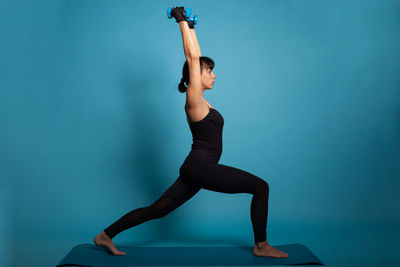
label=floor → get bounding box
[3,221,399,266]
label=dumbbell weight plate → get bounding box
[167,7,172,18]
[185,8,192,19]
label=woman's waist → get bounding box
[187,148,221,162]
[191,141,222,152]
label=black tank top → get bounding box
[188,107,224,161]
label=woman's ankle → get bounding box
[255,240,268,249]
[102,231,112,239]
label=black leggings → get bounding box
[104,149,269,243]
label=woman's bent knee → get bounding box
[254,180,269,194]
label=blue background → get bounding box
[1,0,399,266]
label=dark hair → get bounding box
[178,56,215,93]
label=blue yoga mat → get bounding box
[56,243,324,266]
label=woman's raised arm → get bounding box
[179,21,200,60]
[179,21,202,109]
[190,28,201,57]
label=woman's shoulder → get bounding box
[184,100,215,124]
[185,99,214,110]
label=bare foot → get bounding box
[253,240,289,258]
[94,231,126,256]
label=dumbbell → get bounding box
[167,7,198,25]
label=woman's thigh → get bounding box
[144,176,201,218]
[158,175,201,204]
[197,163,268,194]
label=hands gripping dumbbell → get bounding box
[167,7,198,29]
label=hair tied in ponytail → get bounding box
[181,77,187,86]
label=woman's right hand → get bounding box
[171,7,187,23]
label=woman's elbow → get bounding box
[186,55,200,62]
[187,53,200,61]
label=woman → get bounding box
[94,7,289,258]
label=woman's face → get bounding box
[201,67,216,89]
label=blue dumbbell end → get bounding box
[167,7,172,19]
[185,7,192,19]
[187,14,198,25]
